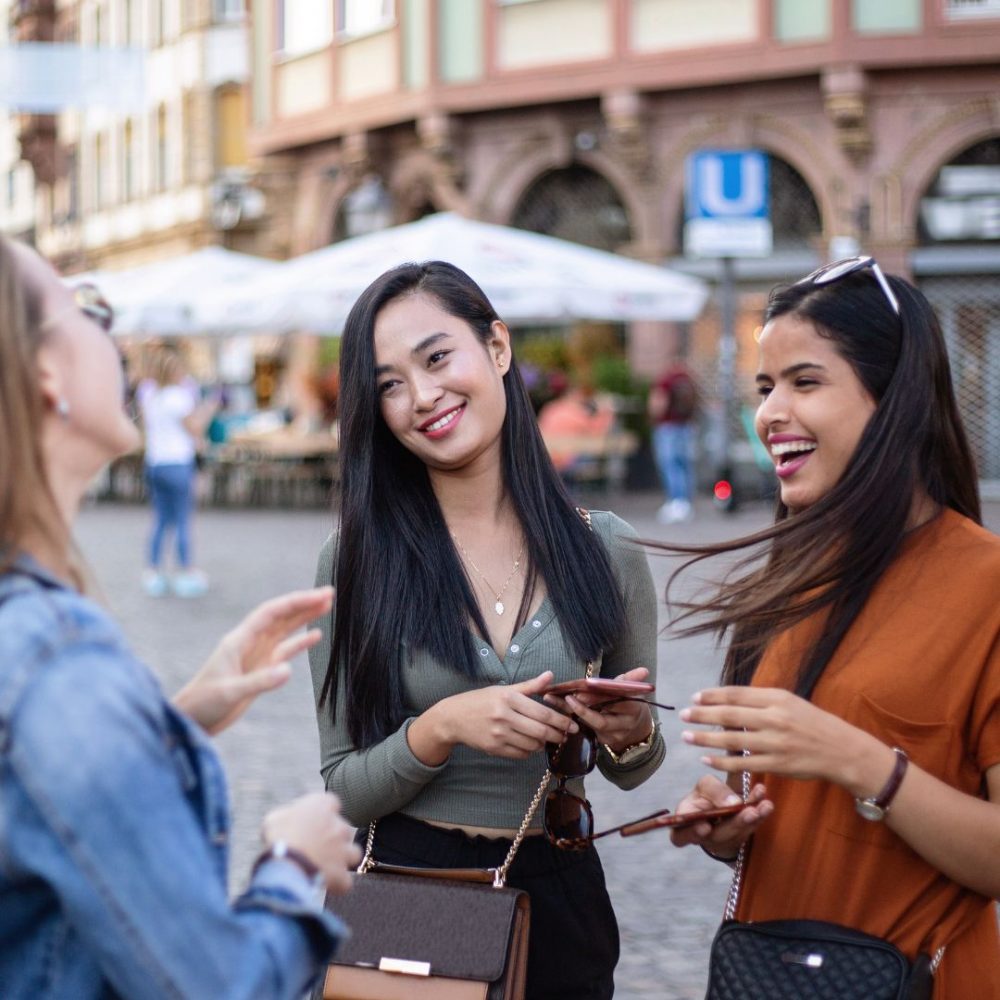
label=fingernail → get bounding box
[725,794,742,806]
[692,691,703,704]
[679,708,692,721]
[682,730,695,744]
[700,755,713,766]
[569,722,579,734]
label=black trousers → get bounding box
[364,813,619,1000]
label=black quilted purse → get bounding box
[707,918,934,1000]
[705,771,943,1000]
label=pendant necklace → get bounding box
[451,533,525,616]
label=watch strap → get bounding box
[252,840,324,887]
[856,746,908,820]
[602,719,659,764]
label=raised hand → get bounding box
[173,586,334,736]
[679,685,880,789]
[261,792,361,894]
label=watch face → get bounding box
[855,799,886,822]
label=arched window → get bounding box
[511,165,632,251]
[332,175,393,242]
[919,137,1000,245]
[769,156,822,250]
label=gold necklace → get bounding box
[451,533,525,616]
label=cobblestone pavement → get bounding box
[76,494,1000,1000]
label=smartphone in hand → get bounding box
[544,677,654,698]
[619,803,745,838]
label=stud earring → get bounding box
[56,398,71,419]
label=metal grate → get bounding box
[921,276,1000,484]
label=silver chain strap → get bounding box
[721,761,945,972]
[358,657,596,888]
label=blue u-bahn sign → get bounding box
[684,150,773,258]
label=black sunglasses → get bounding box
[543,697,678,851]
[795,255,900,316]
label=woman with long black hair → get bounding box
[309,261,662,999]
[667,258,1000,997]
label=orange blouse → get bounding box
[735,510,1000,1000]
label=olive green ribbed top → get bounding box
[308,510,663,830]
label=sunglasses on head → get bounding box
[795,255,900,316]
[40,283,115,335]
[543,696,678,851]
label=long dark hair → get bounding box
[321,261,626,746]
[664,268,979,697]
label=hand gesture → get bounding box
[425,671,579,761]
[262,792,361,895]
[545,667,655,754]
[680,686,879,789]
[669,774,773,859]
[173,586,333,736]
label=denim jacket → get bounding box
[0,557,346,999]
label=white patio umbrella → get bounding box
[197,213,708,334]
[63,246,281,336]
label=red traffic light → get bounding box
[713,480,733,502]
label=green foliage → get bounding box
[517,334,569,372]
[317,337,341,369]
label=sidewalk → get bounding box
[76,495,999,1000]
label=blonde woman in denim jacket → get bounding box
[0,235,360,999]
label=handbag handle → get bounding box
[722,760,945,973]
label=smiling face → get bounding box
[373,291,510,473]
[755,313,877,513]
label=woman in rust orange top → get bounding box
[668,257,1000,998]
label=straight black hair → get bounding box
[662,267,980,697]
[321,261,627,746]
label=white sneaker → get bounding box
[142,570,168,597]
[171,570,209,598]
[657,499,693,524]
[669,499,693,522]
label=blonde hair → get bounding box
[0,236,78,582]
[148,345,186,387]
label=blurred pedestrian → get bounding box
[137,346,216,597]
[648,356,698,523]
[537,378,615,490]
[310,261,663,1000]
[665,258,1000,997]
[0,235,360,999]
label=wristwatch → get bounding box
[855,746,908,822]
[602,720,659,766]
[252,840,325,890]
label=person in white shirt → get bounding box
[137,348,216,597]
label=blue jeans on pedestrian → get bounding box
[146,461,195,568]
[653,422,695,502]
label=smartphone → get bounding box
[544,677,654,698]
[619,803,745,838]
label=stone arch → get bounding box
[508,162,633,252]
[482,142,651,251]
[386,147,470,222]
[894,102,1000,243]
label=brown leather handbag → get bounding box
[316,769,551,1000]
